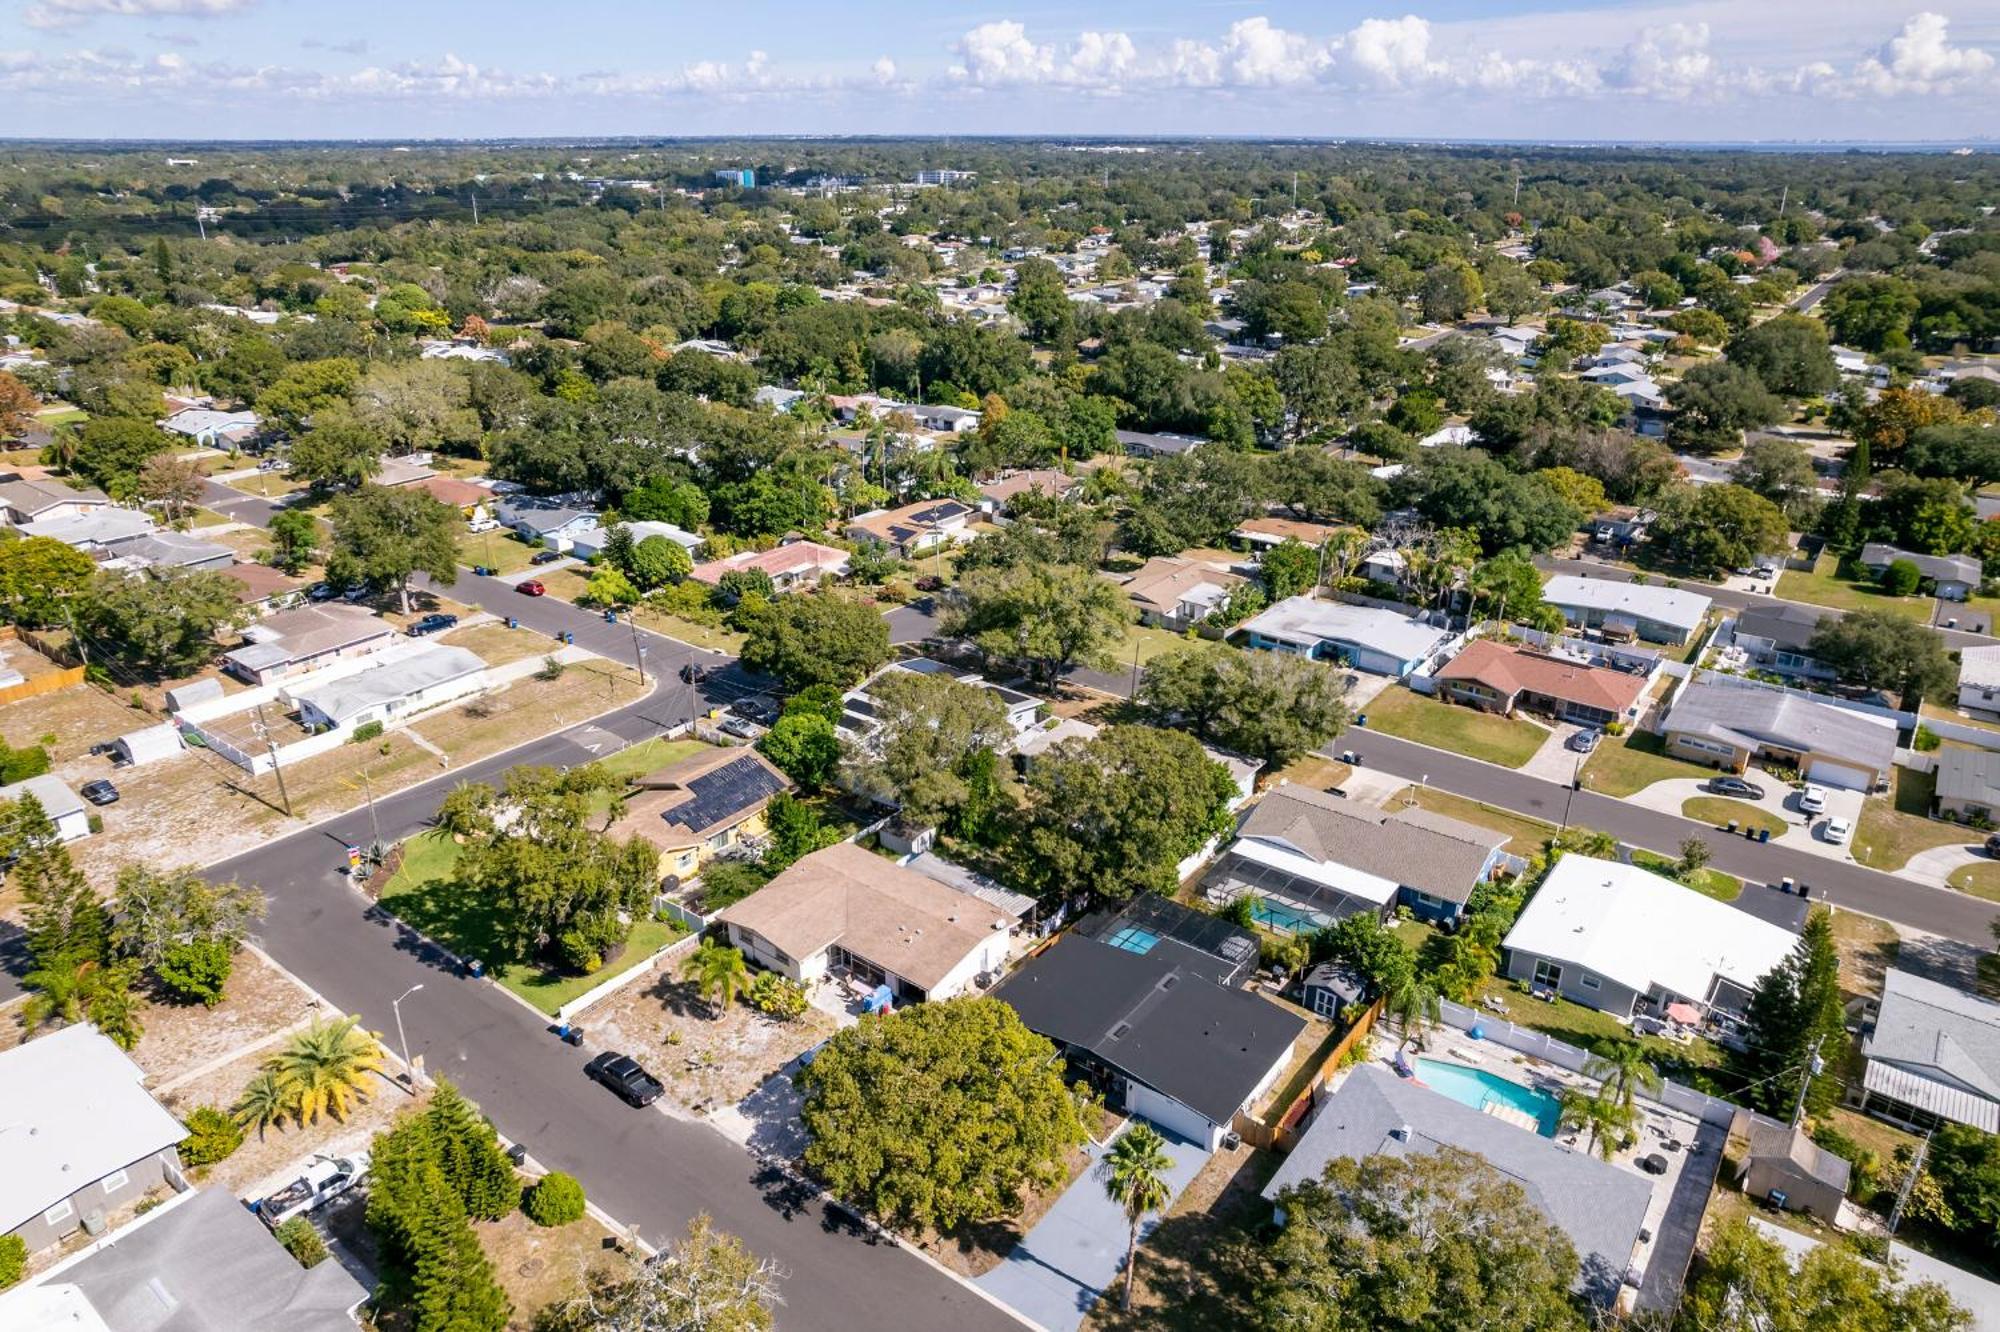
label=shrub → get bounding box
[747,970,808,1020]
[537,655,566,681]
[1882,559,1922,597]
[179,1105,244,1166]
[1913,725,1941,752]
[0,740,50,784]
[273,1215,329,1268]
[522,1171,587,1227]
[1603,720,1627,736]
[0,1234,24,1290]
[155,937,234,1006]
[349,720,385,744]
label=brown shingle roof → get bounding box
[716,842,1016,992]
[1235,785,1504,905]
[1435,639,1648,717]
[1122,556,1244,615]
[217,562,308,604]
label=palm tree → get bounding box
[19,957,96,1031]
[233,1069,293,1137]
[1559,1087,1636,1161]
[264,1016,384,1124]
[1584,1039,1664,1113]
[1099,1124,1174,1312]
[1384,971,1441,1055]
[680,941,750,1018]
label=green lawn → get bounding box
[1681,797,1786,838]
[1948,859,2000,902]
[1359,689,1548,768]
[458,528,547,576]
[1396,785,1554,858]
[1632,849,1743,902]
[1120,620,1202,666]
[1582,729,1714,797]
[1854,767,1975,871]
[589,735,713,784]
[1471,976,1728,1086]
[630,603,746,653]
[377,831,683,1014]
[1770,554,2000,624]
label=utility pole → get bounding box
[359,763,383,860]
[1128,636,1142,699]
[630,619,646,685]
[1888,1128,1934,1233]
[470,191,479,225]
[254,703,292,818]
[1778,183,1788,217]
[1789,1035,1825,1127]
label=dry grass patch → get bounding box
[480,1205,636,1330]
[438,620,556,667]
[409,662,648,767]
[584,970,838,1115]
[1828,908,1900,1002]
[0,679,138,767]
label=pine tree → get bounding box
[423,1080,521,1222]
[1736,910,1846,1118]
[366,1111,511,1332]
[18,807,109,972]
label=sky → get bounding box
[0,0,1996,142]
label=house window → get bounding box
[1580,973,1601,991]
[43,1199,74,1227]
[1533,959,1563,989]
[101,1168,130,1193]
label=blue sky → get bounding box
[2,0,1996,141]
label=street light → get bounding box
[392,983,425,1086]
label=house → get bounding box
[846,498,975,557]
[1121,556,1245,631]
[754,385,806,413]
[1585,505,1654,547]
[494,495,601,551]
[98,530,234,574]
[1932,747,2000,821]
[222,602,397,685]
[418,338,510,365]
[1435,639,1650,727]
[1502,854,1798,1020]
[1858,543,1983,601]
[609,747,792,882]
[0,1027,189,1252]
[995,932,1305,1150]
[18,507,158,551]
[371,456,437,488]
[1241,596,1454,677]
[1741,1121,1851,1222]
[0,774,92,842]
[716,842,1020,1004]
[1416,424,1475,449]
[0,1186,369,1331]
[1540,574,1712,645]
[217,561,310,614]
[159,407,260,449]
[1232,515,1342,558]
[1662,678,1896,790]
[568,520,704,562]
[1357,547,1406,587]
[1205,784,1510,927]
[1116,428,1206,459]
[840,657,1042,746]
[283,644,487,733]
[1071,893,1263,987]
[1263,1065,1652,1306]
[0,476,110,525]
[1859,969,2000,1133]
[407,474,493,514]
[1957,644,2000,715]
[1730,603,1836,681]
[687,539,851,591]
[976,468,1077,512]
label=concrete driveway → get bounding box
[1521,721,1592,785]
[975,1125,1211,1332]
[1902,841,1989,889]
[1624,776,1866,865]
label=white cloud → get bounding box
[1604,21,1719,99]
[1849,12,1994,94]
[952,20,1055,85]
[1334,16,1441,88]
[24,0,254,28]
[871,55,897,84]
[1067,30,1138,84]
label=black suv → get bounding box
[585,1052,664,1107]
[407,613,459,637]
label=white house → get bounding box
[494,495,601,551]
[1540,574,1712,645]
[567,520,704,562]
[1959,645,2000,715]
[0,477,111,526]
[1241,597,1454,677]
[283,645,488,734]
[0,774,91,842]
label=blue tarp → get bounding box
[862,983,895,1014]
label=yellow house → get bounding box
[609,746,793,882]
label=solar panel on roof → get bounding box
[664,755,788,833]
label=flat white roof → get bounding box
[1502,854,1796,1005]
[1961,644,2000,691]
[1540,575,1712,631]
[1242,596,1453,663]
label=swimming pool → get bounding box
[1414,1058,1562,1137]
[1104,926,1160,955]
[1250,895,1331,935]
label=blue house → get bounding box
[1240,597,1454,678]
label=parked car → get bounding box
[1822,816,1852,845]
[530,549,563,566]
[516,579,546,597]
[340,583,372,603]
[307,581,340,602]
[1799,784,1828,815]
[719,715,762,740]
[736,696,780,725]
[407,613,459,637]
[1707,776,1766,800]
[1566,729,1601,754]
[585,1052,664,1108]
[1986,832,2000,858]
[79,779,119,806]
[253,1153,369,1229]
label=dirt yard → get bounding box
[480,1205,637,1330]
[0,677,139,768]
[1830,908,1902,1002]
[584,969,838,1115]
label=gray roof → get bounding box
[285,644,484,725]
[1115,428,1206,457]
[1236,784,1503,905]
[1745,1120,1853,1193]
[103,531,234,570]
[1241,597,1454,665]
[495,494,598,533]
[1732,602,1829,654]
[1863,969,2000,1129]
[1540,574,1712,633]
[1664,678,1897,776]
[19,507,157,548]
[1859,543,1983,587]
[1264,1064,1652,1304]
[0,1026,189,1234]
[0,772,87,824]
[994,933,1305,1127]
[0,476,109,517]
[1935,747,2000,808]
[58,1187,368,1331]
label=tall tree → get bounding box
[78,569,247,675]
[736,592,892,691]
[1649,483,1789,574]
[1725,314,1839,399]
[1139,642,1349,766]
[1808,611,1957,704]
[366,1109,513,1332]
[1677,1216,1968,1332]
[1734,910,1846,1119]
[949,563,1128,690]
[422,1079,522,1222]
[0,537,97,628]
[1100,1124,1174,1313]
[1667,361,1784,454]
[325,484,460,614]
[17,798,110,972]
[847,670,1012,828]
[540,1214,782,1332]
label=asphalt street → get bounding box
[1329,728,2000,946]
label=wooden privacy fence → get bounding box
[0,625,86,705]
[1235,996,1383,1152]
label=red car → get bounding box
[516,579,546,597]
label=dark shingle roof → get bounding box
[1235,785,1504,905]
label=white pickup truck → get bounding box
[253,1152,369,1229]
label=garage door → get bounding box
[1807,759,1872,791]
[1124,1081,1219,1148]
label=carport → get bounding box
[113,723,185,767]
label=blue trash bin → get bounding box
[506,616,518,629]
